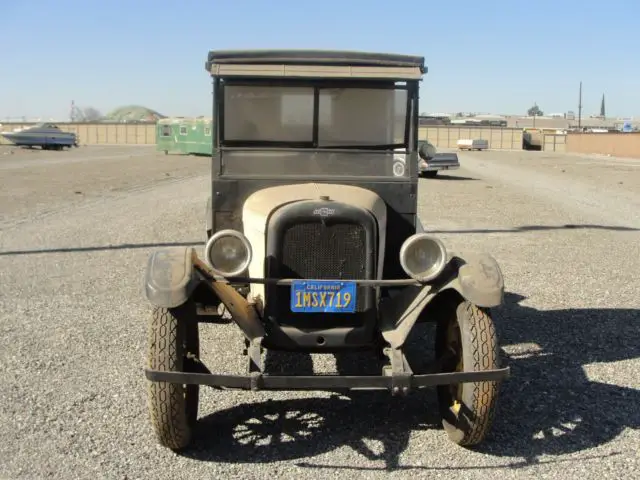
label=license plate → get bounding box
[290,280,357,313]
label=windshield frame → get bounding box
[217,78,413,151]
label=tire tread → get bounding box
[147,307,192,451]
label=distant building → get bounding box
[449,117,507,127]
[419,115,451,125]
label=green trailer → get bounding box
[155,117,213,155]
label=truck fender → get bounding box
[144,247,200,308]
[450,252,504,307]
[380,253,504,349]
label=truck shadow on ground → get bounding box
[182,292,639,470]
[0,241,201,256]
[428,224,640,234]
[1,223,637,256]
[424,174,478,181]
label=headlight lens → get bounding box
[399,234,447,283]
[204,229,252,277]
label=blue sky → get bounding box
[1,0,638,120]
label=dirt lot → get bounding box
[0,145,210,227]
[0,146,638,479]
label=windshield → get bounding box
[222,83,409,148]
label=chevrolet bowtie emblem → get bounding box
[313,207,335,217]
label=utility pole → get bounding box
[578,81,583,130]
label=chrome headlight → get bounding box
[204,229,252,277]
[399,233,447,283]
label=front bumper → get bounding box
[145,367,510,393]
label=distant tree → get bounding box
[527,104,543,116]
[80,107,103,122]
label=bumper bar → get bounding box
[144,367,510,392]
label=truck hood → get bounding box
[241,183,388,301]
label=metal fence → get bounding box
[419,126,524,150]
[10,122,620,156]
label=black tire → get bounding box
[146,303,200,451]
[435,300,500,446]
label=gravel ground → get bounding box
[0,146,638,480]
[0,145,210,228]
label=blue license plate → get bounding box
[290,280,357,313]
